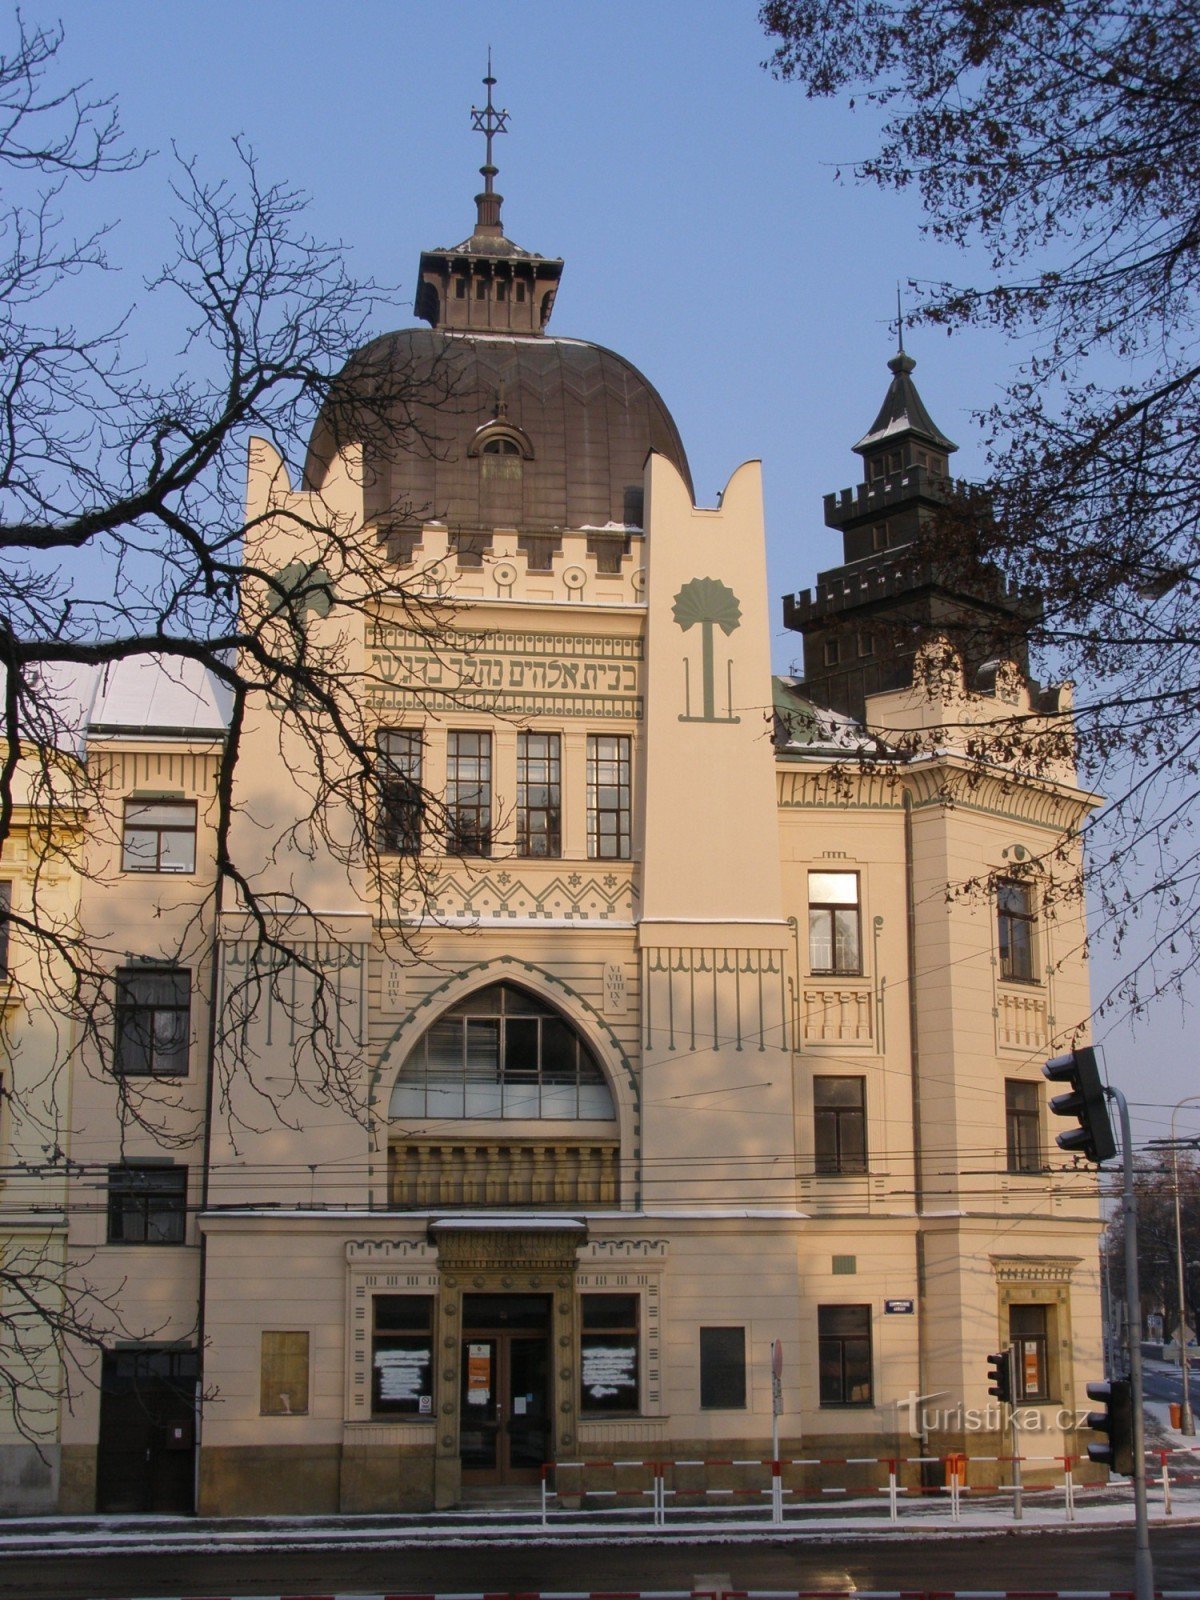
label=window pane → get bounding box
[700,1326,745,1409]
[377,729,423,855]
[114,967,190,1076]
[809,872,859,906]
[814,1077,864,1109]
[122,801,196,873]
[582,1295,639,1412]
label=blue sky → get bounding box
[35,0,1195,1149]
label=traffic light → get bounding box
[987,1348,1013,1405]
[1043,1046,1117,1163]
[1086,1377,1134,1475]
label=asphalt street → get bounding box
[4,1523,1200,1600]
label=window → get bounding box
[587,734,631,859]
[814,1077,867,1174]
[121,800,197,873]
[1005,1079,1042,1174]
[455,278,466,299]
[377,729,423,855]
[107,1164,187,1244]
[871,520,889,552]
[390,981,614,1121]
[0,881,9,978]
[114,967,190,1076]
[808,871,861,975]
[372,1295,434,1416]
[1010,1304,1050,1400]
[823,636,840,667]
[818,1304,872,1405]
[450,532,490,567]
[581,1294,639,1413]
[447,731,492,856]
[857,632,875,658]
[517,732,561,857]
[260,1331,310,1416]
[699,1326,745,1409]
[998,880,1037,982]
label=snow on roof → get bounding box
[772,675,888,757]
[88,653,231,735]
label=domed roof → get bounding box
[304,326,694,537]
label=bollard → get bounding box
[1161,1450,1173,1517]
[771,1456,783,1525]
[888,1457,899,1523]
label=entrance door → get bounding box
[460,1294,551,1485]
[96,1347,197,1514]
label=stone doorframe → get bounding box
[428,1220,588,1508]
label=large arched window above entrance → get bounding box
[389,983,615,1122]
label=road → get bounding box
[1144,1358,1200,1411]
[6,1524,1200,1600]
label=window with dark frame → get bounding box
[260,1331,310,1416]
[106,1164,187,1244]
[517,732,561,858]
[121,800,197,873]
[818,1304,873,1405]
[814,1077,868,1174]
[808,871,862,975]
[587,734,631,860]
[1005,1079,1042,1174]
[699,1325,746,1409]
[114,967,190,1077]
[1010,1303,1051,1400]
[447,731,492,856]
[376,729,423,855]
[372,1295,434,1415]
[998,879,1037,982]
[581,1294,639,1413]
[391,980,614,1121]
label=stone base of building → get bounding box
[0,1444,58,1515]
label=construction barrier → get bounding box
[540,1444,1200,1527]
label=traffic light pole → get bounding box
[1107,1084,1153,1600]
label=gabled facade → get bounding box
[0,91,1105,1516]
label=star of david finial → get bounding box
[470,49,509,191]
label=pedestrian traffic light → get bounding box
[1043,1046,1117,1163]
[1086,1377,1134,1475]
[987,1348,1013,1405]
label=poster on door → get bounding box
[467,1342,492,1404]
[1021,1340,1041,1394]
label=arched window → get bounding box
[389,982,614,1122]
[470,422,532,528]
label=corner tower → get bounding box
[784,338,1039,721]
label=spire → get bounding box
[470,51,508,239]
[853,320,956,458]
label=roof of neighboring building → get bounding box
[772,675,889,758]
[24,655,232,755]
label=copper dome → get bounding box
[304,327,693,540]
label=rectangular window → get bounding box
[447,731,492,856]
[1010,1304,1050,1400]
[121,800,197,873]
[517,732,561,858]
[107,1164,187,1245]
[998,880,1037,982]
[377,729,423,855]
[814,1077,867,1174]
[818,1304,872,1406]
[1005,1079,1042,1174]
[372,1295,434,1416]
[808,871,862,975]
[699,1325,746,1409]
[114,967,190,1076]
[0,880,9,978]
[260,1331,310,1416]
[581,1294,639,1414]
[587,734,631,860]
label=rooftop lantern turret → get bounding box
[414,56,564,336]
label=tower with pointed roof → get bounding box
[784,341,1039,722]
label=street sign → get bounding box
[884,1298,915,1314]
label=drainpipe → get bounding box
[193,855,225,1516]
[903,789,929,1457]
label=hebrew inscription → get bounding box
[365,623,644,720]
